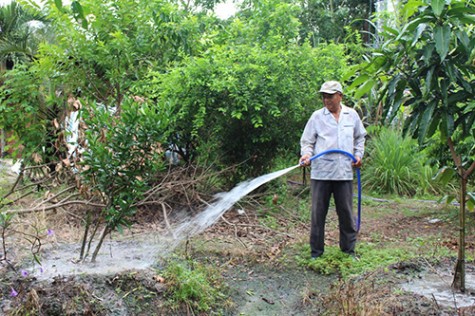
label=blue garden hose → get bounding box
[307,149,362,232]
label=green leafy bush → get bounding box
[145,1,348,181]
[78,97,169,261]
[0,65,56,162]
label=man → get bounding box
[299,80,367,259]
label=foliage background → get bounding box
[1,0,475,309]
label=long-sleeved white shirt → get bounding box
[300,104,367,180]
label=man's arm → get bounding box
[299,114,317,166]
[353,114,367,166]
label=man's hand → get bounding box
[299,154,311,167]
[352,156,362,168]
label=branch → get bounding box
[21,163,52,171]
[12,175,53,193]
[219,212,295,239]
[161,202,175,238]
[35,185,76,208]
[219,215,248,249]
[5,200,105,214]
[448,137,475,179]
[447,137,462,171]
[5,190,36,206]
[3,172,24,199]
[463,160,475,180]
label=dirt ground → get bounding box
[1,162,475,315]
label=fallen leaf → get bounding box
[73,99,82,110]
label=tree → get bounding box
[296,0,374,45]
[350,0,475,291]
[39,0,219,105]
[142,0,348,180]
[1,0,218,161]
[0,1,49,67]
[0,1,49,157]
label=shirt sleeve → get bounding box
[300,113,317,157]
[353,113,367,159]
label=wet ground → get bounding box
[4,247,471,315]
[2,159,475,315]
[32,237,164,281]
[2,220,473,315]
[401,260,475,309]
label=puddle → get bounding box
[401,263,475,308]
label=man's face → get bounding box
[321,92,342,113]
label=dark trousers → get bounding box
[310,180,356,257]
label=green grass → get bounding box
[296,244,415,279]
[162,258,231,314]
[292,220,459,279]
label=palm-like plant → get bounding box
[0,1,49,67]
[0,1,50,157]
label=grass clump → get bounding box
[362,127,438,197]
[162,258,231,314]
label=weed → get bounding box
[162,258,231,314]
[0,211,14,262]
[8,281,108,316]
[259,214,279,229]
[406,235,454,258]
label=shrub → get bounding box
[78,97,169,261]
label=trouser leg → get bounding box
[310,180,331,257]
[333,181,357,254]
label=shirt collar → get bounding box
[323,103,348,115]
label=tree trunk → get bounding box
[447,137,475,292]
[79,212,91,260]
[0,129,4,157]
[91,225,110,263]
[452,175,467,292]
